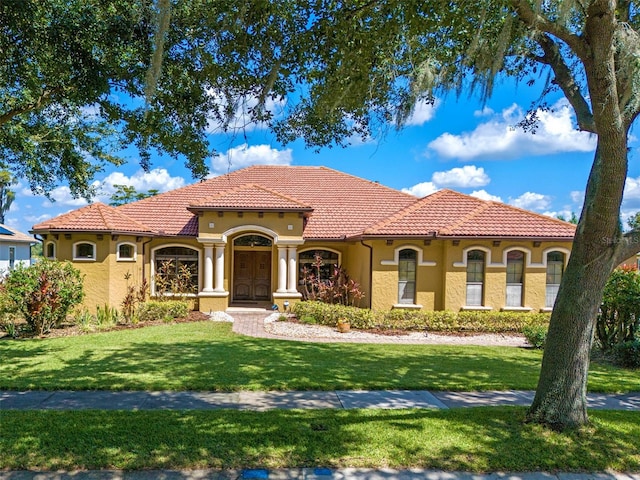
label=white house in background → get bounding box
[0,224,34,274]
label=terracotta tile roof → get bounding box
[117,165,417,238]
[188,184,313,212]
[31,202,154,234]
[365,189,576,239]
[31,167,575,240]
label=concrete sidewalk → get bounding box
[1,469,639,480]
[1,389,639,411]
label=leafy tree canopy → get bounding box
[109,184,159,206]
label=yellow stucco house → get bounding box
[31,165,575,313]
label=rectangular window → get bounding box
[8,246,15,270]
[506,251,524,307]
[466,251,485,306]
[398,250,417,304]
[466,283,483,306]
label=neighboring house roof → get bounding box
[0,224,34,243]
[364,189,576,239]
[31,166,576,240]
[32,202,154,234]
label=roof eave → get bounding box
[187,206,313,214]
[360,234,574,241]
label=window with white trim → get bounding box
[466,250,485,306]
[545,251,565,308]
[117,242,136,261]
[398,249,417,304]
[8,246,15,270]
[506,250,524,307]
[73,242,96,260]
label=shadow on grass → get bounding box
[1,407,638,472]
[0,322,546,391]
[1,322,637,393]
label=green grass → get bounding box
[1,321,638,393]
[1,408,639,472]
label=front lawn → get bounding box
[1,408,639,472]
[1,321,638,393]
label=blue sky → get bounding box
[8,79,640,236]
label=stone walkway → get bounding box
[229,309,528,346]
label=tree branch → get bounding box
[0,87,64,126]
[536,34,596,133]
[613,229,640,266]
[510,0,589,60]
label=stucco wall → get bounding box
[373,239,573,312]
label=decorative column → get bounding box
[214,244,225,292]
[287,246,298,293]
[202,244,214,292]
[277,246,288,293]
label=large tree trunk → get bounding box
[528,146,626,429]
[527,1,631,430]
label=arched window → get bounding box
[45,242,56,259]
[117,242,136,261]
[154,246,199,295]
[506,250,525,307]
[73,242,96,261]
[234,234,272,247]
[298,249,339,283]
[398,249,417,304]
[546,251,565,308]
[466,250,485,306]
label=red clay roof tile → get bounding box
[32,167,575,240]
[32,202,153,234]
[364,189,576,238]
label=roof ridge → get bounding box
[438,193,492,235]
[190,183,312,209]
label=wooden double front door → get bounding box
[233,250,271,302]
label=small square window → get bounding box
[117,243,136,261]
[74,242,95,260]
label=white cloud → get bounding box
[211,143,293,175]
[40,168,185,207]
[427,100,597,160]
[470,189,503,202]
[509,191,552,211]
[404,99,439,126]
[570,190,584,204]
[24,213,53,225]
[431,165,490,188]
[474,106,494,117]
[623,176,640,211]
[99,168,186,196]
[402,181,438,197]
[43,186,90,208]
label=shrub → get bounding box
[522,325,547,349]
[597,265,640,351]
[95,304,120,328]
[121,275,148,324]
[2,260,84,335]
[292,301,550,333]
[612,340,640,368]
[137,300,190,322]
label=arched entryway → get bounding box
[232,234,273,302]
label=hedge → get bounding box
[292,301,550,333]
